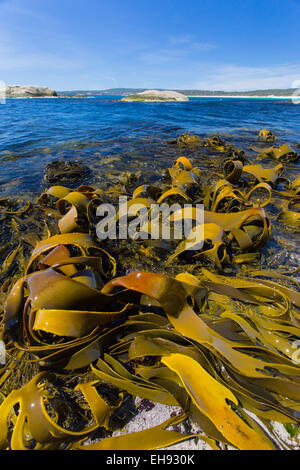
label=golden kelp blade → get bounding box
[253,143,298,163]
[26,232,116,277]
[278,199,300,229]
[167,132,202,146]
[258,129,276,142]
[74,413,208,450]
[223,160,243,184]
[0,372,119,450]
[162,354,275,450]
[91,354,177,405]
[243,163,283,185]
[32,306,129,338]
[104,272,300,380]
[168,223,226,265]
[170,206,271,254]
[174,156,193,170]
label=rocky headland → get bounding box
[5,85,57,98]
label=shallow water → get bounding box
[0,95,299,276]
[0,96,299,197]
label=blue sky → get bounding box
[0,0,299,91]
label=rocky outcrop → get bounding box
[121,89,189,102]
[5,85,57,98]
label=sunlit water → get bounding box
[0,96,299,197]
[0,95,299,274]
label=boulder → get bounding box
[121,89,189,102]
[44,160,90,184]
[5,85,57,97]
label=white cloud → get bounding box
[0,6,97,76]
[0,0,59,23]
[0,0,93,73]
[0,41,84,72]
[138,35,216,66]
[168,34,216,51]
[193,64,300,91]
[168,34,192,45]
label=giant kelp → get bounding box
[0,129,300,450]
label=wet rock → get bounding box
[167,132,201,146]
[137,399,155,412]
[44,160,90,184]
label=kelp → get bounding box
[0,372,122,450]
[203,135,231,152]
[224,160,283,186]
[251,144,299,163]
[167,132,202,147]
[278,199,300,229]
[258,129,277,142]
[0,129,300,451]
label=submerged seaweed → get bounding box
[0,129,299,450]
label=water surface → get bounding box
[0,96,299,196]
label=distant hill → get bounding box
[57,88,297,97]
[58,88,144,96]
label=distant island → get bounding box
[57,87,298,98]
[121,90,189,102]
[4,85,298,99]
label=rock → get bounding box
[44,160,90,184]
[167,132,202,146]
[121,89,189,102]
[5,85,57,98]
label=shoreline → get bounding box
[4,94,298,100]
[187,95,298,99]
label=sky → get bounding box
[0,0,299,91]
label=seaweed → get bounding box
[0,128,300,450]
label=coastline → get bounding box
[4,94,298,100]
[187,95,297,99]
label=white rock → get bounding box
[5,85,57,97]
[122,89,189,102]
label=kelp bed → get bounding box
[0,129,300,450]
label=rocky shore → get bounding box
[5,85,57,97]
[121,89,189,102]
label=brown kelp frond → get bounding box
[251,143,299,163]
[258,129,277,142]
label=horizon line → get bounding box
[56,86,297,91]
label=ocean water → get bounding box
[0,95,299,197]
